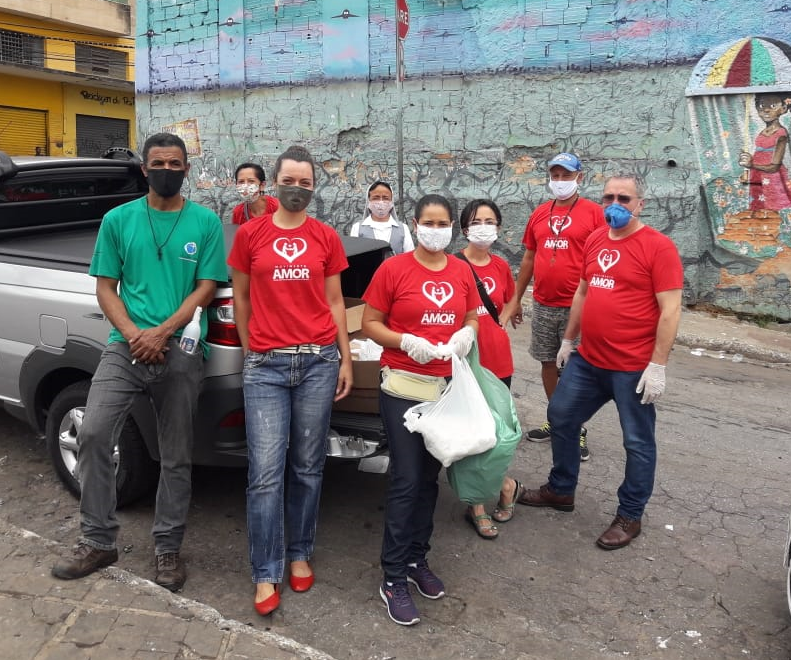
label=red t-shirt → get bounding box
[231,196,280,225]
[578,225,683,371]
[456,254,515,379]
[227,215,348,352]
[363,252,479,377]
[523,196,605,307]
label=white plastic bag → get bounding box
[403,353,496,467]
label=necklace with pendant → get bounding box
[147,199,185,260]
[548,195,579,265]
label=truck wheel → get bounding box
[45,381,158,507]
[787,563,791,617]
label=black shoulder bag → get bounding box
[456,252,500,326]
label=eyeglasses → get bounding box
[602,194,634,204]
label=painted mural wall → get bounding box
[135,0,791,319]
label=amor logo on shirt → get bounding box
[421,280,456,325]
[589,248,619,290]
[272,237,310,280]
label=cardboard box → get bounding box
[333,328,381,415]
[344,297,365,333]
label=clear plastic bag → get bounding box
[403,353,496,467]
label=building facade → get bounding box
[0,0,135,156]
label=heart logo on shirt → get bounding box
[597,249,620,273]
[482,277,496,295]
[549,214,572,236]
[422,281,454,308]
[273,237,308,263]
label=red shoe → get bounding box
[289,570,315,593]
[254,585,280,616]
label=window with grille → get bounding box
[0,29,44,66]
[75,44,127,79]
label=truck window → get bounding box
[0,167,147,233]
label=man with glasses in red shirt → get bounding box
[518,173,683,550]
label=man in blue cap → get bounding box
[501,153,605,462]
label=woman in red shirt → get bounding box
[231,162,279,225]
[228,146,352,617]
[456,199,523,539]
[362,194,479,626]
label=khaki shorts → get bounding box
[529,300,572,362]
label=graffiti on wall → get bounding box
[686,36,791,317]
[687,37,791,260]
[139,1,791,93]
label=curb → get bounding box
[2,521,336,660]
[674,331,791,365]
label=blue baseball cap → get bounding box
[547,153,582,172]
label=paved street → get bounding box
[1,317,791,658]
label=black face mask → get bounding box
[277,185,313,212]
[146,168,186,198]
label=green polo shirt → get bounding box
[90,197,227,356]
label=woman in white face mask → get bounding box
[455,199,521,539]
[349,181,415,254]
[231,162,280,225]
[360,194,480,626]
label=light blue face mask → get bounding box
[604,202,632,229]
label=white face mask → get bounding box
[368,200,393,218]
[466,225,498,247]
[236,183,261,201]
[416,225,452,252]
[548,178,578,201]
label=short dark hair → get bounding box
[273,145,316,183]
[142,133,187,164]
[459,199,502,230]
[234,162,266,182]
[368,181,393,197]
[414,194,454,222]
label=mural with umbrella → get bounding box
[686,36,791,260]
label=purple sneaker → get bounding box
[406,560,446,599]
[380,580,420,626]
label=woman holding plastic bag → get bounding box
[361,194,479,627]
[452,199,524,540]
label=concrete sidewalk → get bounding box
[675,307,791,364]
[0,520,334,660]
[2,308,788,660]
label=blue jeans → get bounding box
[547,353,657,520]
[379,391,443,581]
[243,344,339,584]
[78,339,203,554]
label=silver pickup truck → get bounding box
[0,151,388,506]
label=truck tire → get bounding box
[45,381,158,507]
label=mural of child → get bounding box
[738,93,791,211]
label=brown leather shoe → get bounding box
[155,552,187,592]
[596,515,642,550]
[52,543,118,580]
[517,483,574,512]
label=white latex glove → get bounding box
[636,362,666,404]
[439,325,475,360]
[400,333,440,364]
[556,339,575,370]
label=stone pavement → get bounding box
[1,307,788,660]
[0,521,333,660]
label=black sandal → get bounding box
[492,478,524,523]
[465,507,499,539]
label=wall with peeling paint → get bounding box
[135,0,791,319]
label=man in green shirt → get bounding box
[52,133,227,591]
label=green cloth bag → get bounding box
[446,341,522,504]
